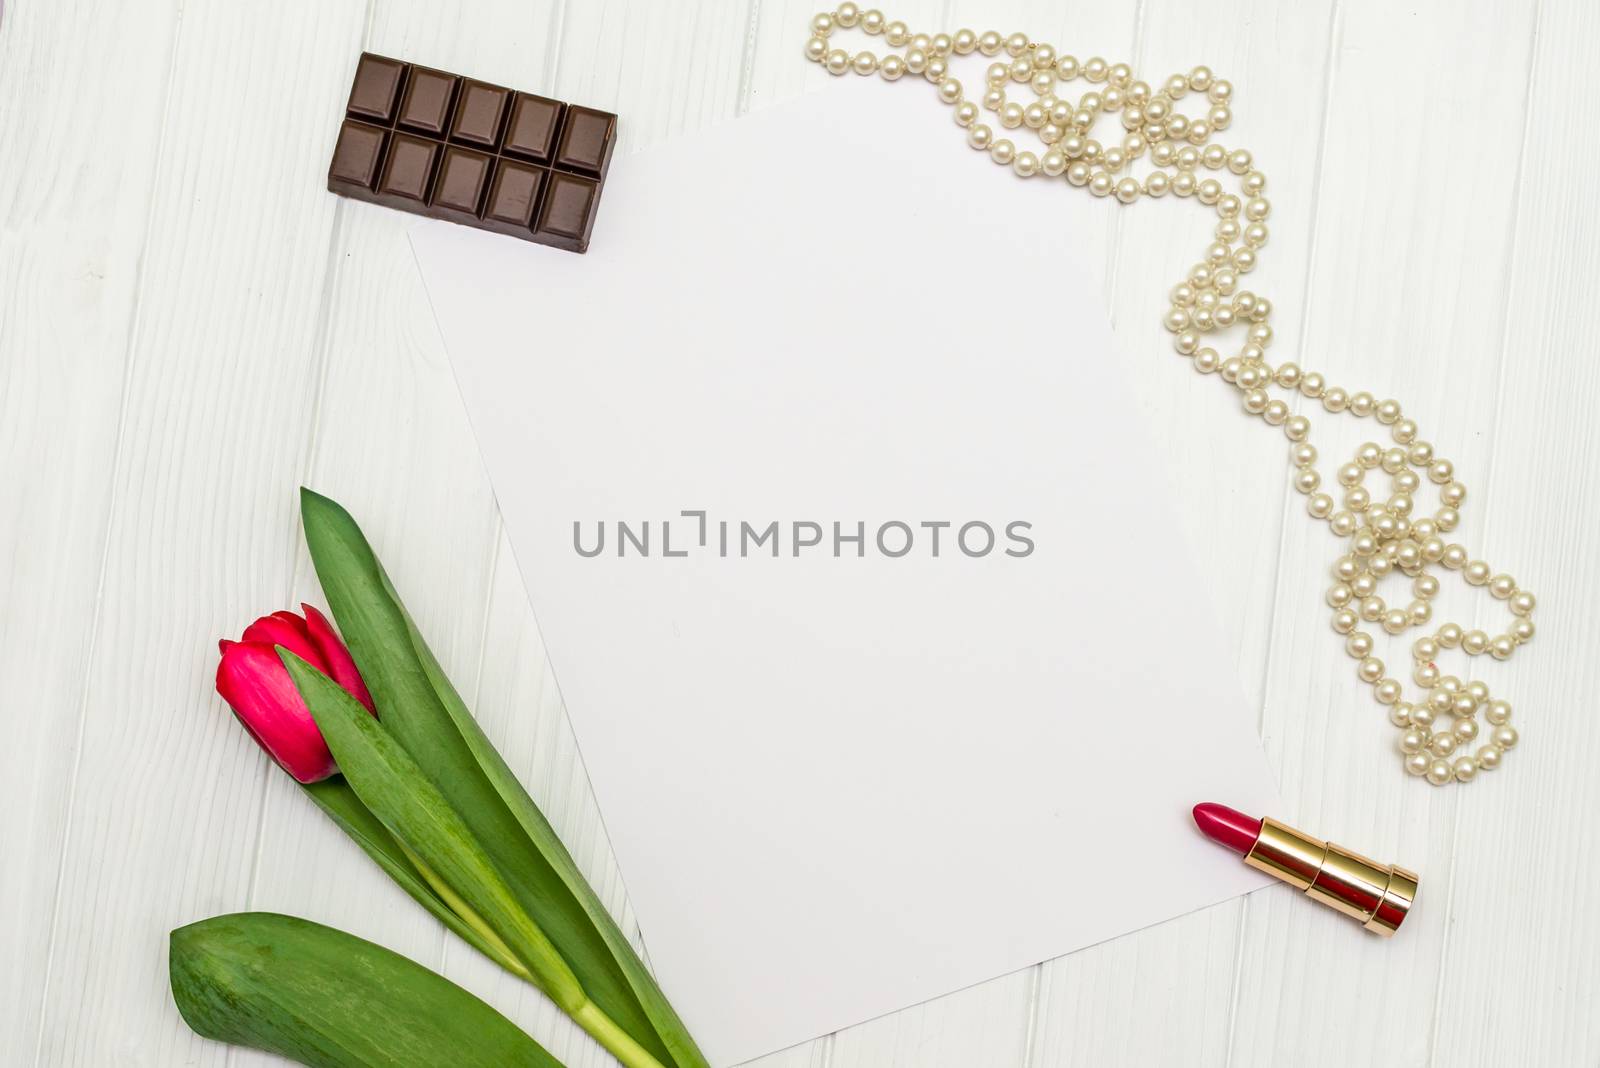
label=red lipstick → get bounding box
[1192,802,1418,936]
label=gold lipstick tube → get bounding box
[1244,817,1418,936]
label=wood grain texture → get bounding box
[0,0,183,1062]
[2,0,1597,1065]
[1231,1,1546,1065]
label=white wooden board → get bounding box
[2,0,1595,1064]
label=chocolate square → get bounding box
[502,93,564,163]
[534,171,599,252]
[377,133,441,205]
[397,67,459,135]
[553,106,615,177]
[430,146,493,220]
[347,54,406,123]
[450,80,511,149]
[482,160,547,234]
[328,120,388,192]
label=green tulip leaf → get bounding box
[378,563,707,1068]
[299,487,707,1068]
[282,650,584,1013]
[170,912,562,1068]
[302,777,520,977]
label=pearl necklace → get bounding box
[804,8,1536,786]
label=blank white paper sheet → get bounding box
[411,87,1280,1066]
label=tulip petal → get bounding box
[216,641,336,783]
[241,614,325,673]
[302,603,376,713]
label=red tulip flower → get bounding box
[216,605,375,783]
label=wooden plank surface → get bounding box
[1,0,1595,1064]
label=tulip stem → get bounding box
[399,842,666,1068]
[396,840,532,982]
[574,999,670,1068]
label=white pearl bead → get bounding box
[1426,760,1453,786]
[1406,752,1431,776]
[1476,744,1502,769]
[1493,725,1519,749]
[1453,756,1477,783]
[825,49,851,75]
[989,138,1016,165]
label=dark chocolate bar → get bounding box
[328,54,617,253]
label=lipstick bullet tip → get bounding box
[1192,801,1263,857]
